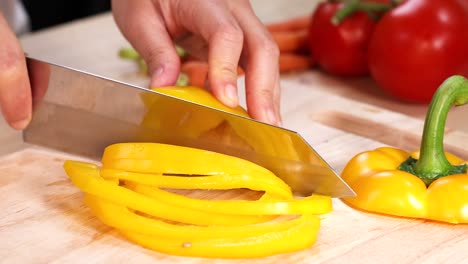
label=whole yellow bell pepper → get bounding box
[341,75,468,224]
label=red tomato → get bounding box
[368,0,468,103]
[308,2,377,77]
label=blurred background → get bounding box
[22,0,110,31]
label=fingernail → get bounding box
[150,66,165,88]
[11,117,31,130]
[275,115,283,127]
[222,84,238,108]
[267,110,277,125]
[154,66,164,77]
[266,109,282,126]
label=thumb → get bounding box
[0,13,31,130]
[112,0,180,88]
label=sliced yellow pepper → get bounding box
[65,160,269,226]
[84,194,318,240]
[129,181,331,216]
[101,142,292,198]
[64,143,332,258]
[341,76,468,224]
[100,143,331,215]
[121,218,319,259]
[102,142,279,178]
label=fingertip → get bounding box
[273,111,283,127]
[219,83,239,108]
[149,60,181,88]
[0,13,33,130]
[255,107,282,127]
[1,84,32,130]
[0,87,32,131]
[246,86,282,126]
[10,117,31,131]
[0,56,33,131]
[149,66,167,88]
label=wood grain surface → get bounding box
[2,79,468,263]
[1,0,468,263]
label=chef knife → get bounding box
[23,56,355,197]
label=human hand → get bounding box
[111,0,282,126]
[0,12,31,130]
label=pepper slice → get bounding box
[65,160,270,226]
[127,180,331,216]
[84,194,320,258]
[121,218,319,259]
[101,142,292,199]
[341,75,468,224]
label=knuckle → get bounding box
[144,47,166,65]
[218,64,238,77]
[246,86,274,101]
[255,36,280,58]
[0,48,23,73]
[214,24,244,45]
[142,44,178,70]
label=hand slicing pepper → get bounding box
[63,85,333,258]
[341,75,468,224]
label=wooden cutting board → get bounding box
[5,0,468,261]
[1,76,468,264]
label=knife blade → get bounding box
[23,56,355,197]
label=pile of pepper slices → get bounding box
[64,145,332,258]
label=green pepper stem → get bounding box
[119,47,141,60]
[403,76,468,185]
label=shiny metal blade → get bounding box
[23,56,355,197]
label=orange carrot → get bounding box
[271,30,309,53]
[237,66,245,76]
[181,61,244,87]
[181,54,312,82]
[180,61,209,87]
[279,53,314,73]
[183,54,202,62]
[266,15,311,33]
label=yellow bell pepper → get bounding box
[141,86,249,138]
[341,75,468,224]
[145,86,249,117]
[64,143,332,258]
[142,86,314,164]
